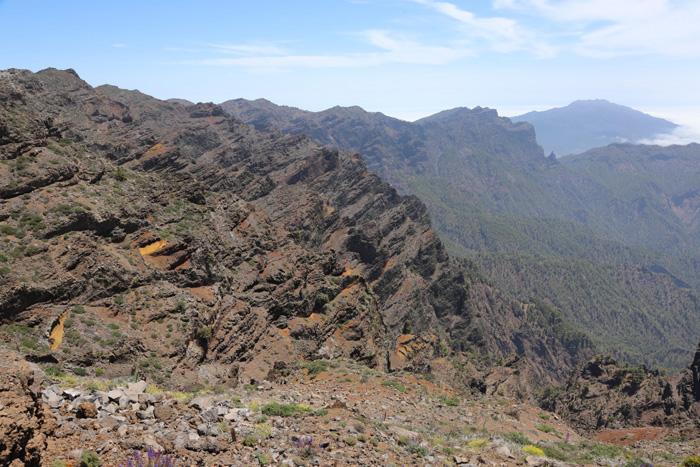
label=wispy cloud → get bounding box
[112,43,126,48]
[186,31,471,70]
[494,0,700,58]
[208,43,287,55]
[410,0,557,58]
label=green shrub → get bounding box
[261,402,310,417]
[380,380,407,393]
[345,437,357,446]
[242,436,256,447]
[503,431,530,445]
[252,452,269,466]
[80,449,101,467]
[24,245,41,257]
[682,456,700,467]
[302,360,331,379]
[197,326,212,340]
[535,424,558,435]
[107,323,119,329]
[72,305,86,313]
[439,396,460,406]
[113,166,127,182]
[0,224,17,236]
[44,366,65,378]
[73,368,87,376]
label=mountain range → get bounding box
[221,97,700,371]
[3,67,700,465]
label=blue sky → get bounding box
[2,0,700,139]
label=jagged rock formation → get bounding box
[0,349,57,467]
[540,343,700,437]
[221,97,700,372]
[0,68,588,391]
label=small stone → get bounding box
[127,380,148,394]
[108,389,124,401]
[137,406,155,420]
[98,415,121,430]
[154,405,174,421]
[63,388,82,400]
[76,401,98,419]
[48,394,63,408]
[189,396,213,410]
[200,407,219,424]
[138,393,152,405]
[496,445,512,458]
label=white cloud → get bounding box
[188,31,471,70]
[494,0,700,58]
[637,126,700,146]
[411,0,557,58]
[208,43,287,56]
[112,43,126,48]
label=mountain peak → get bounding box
[512,100,678,155]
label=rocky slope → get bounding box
[540,342,700,438]
[0,67,588,395]
[4,347,696,467]
[220,98,700,371]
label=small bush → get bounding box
[302,360,331,379]
[242,435,256,447]
[0,224,17,236]
[72,305,86,313]
[380,380,407,393]
[197,326,212,340]
[523,445,546,457]
[504,431,530,445]
[261,402,310,417]
[79,450,101,467]
[253,452,270,466]
[682,456,700,467]
[73,368,87,376]
[439,396,460,406]
[345,437,357,446]
[536,424,558,435]
[468,439,490,450]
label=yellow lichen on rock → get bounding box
[139,239,168,256]
[49,311,67,351]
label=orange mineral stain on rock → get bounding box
[49,311,67,351]
[139,240,168,257]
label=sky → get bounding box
[1,0,700,141]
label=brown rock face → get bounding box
[0,67,587,391]
[0,349,56,466]
[542,342,700,436]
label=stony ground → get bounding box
[11,357,696,467]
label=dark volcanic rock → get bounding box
[0,67,585,389]
[542,342,700,436]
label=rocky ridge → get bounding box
[0,67,587,390]
[539,342,700,437]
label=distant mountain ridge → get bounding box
[512,99,678,155]
[220,97,700,371]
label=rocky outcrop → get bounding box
[541,342,700,437]
[0,349,57,467]
[0,67,588,391]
